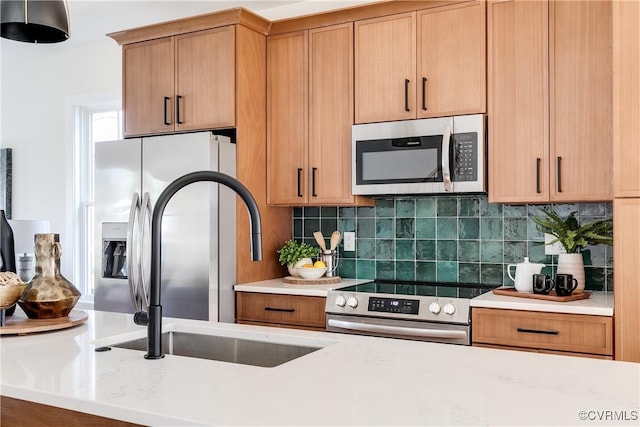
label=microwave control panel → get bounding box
[452,132,478,182]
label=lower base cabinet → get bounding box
[472,308,613,359]
[1,396,142,427]
[236,292,326,331]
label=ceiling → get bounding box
[1,0,379,54]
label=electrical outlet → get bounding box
[344,232,356,252]
[544,233,566,255]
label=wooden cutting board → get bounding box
[0,309,88,336]
[282,276,342,285]
[492,287,591,302]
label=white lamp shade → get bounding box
[7,219,50,254]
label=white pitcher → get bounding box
[507,257,545,293]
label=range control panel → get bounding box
[368,297,420,315]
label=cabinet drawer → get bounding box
[236,292,326,328]
[472,308,613,356]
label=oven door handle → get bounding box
[327,319,467,339]
[441,121,453,192]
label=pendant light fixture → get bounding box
[1,0,70,43]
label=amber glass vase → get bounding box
[18,233,81,319]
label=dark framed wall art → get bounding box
[0,148,11,218]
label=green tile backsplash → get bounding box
[292,196,614,292]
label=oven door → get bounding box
[326,314,470,345]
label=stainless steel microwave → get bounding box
[352,114,486,195]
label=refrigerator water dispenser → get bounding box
[102,222,128,279]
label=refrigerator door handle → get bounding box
[126,193,141,311]
[138,192,152,311]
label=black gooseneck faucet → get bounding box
[133,171,262,359]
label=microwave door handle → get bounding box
[441,123,453,192]
[138,192,152,311]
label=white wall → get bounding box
[0,39,121,277]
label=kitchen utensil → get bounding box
[329,231,341,251]
[507,257,545,293]
[313,231,327,251]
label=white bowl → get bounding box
[295,266,328,280]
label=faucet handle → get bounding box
[133,310,149,326]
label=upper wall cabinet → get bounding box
[488,0,613,204]
[122,27,235,137]
[267,23,373,206]
[354,1,486,124]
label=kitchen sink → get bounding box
[110,331,322,367]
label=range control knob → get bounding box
[429,301,441,314]
[443,303,456,315]
[335,295,346,307]
[347,296,359,308]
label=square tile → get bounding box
[436,217,457,239]
[339,259,356,278]
[416,240,436,260]
[480,198,503,217]
[416,261,437,282]
[504,218,528,241]
[304,218,320,237]
[396,239,416,260]
[416,218,436,239]
[437,262,458,282]
[357,206,376,217]
[480,263,504,285]
[339,207,356,218]
[376,218,394,238]
[356,260,376,279]
[436,286,458,297]
[437,198,458,216]
[357,218,375,238]
[503,204,527,218]
[458,218,479,240]
[339,218,356,234]
[304,207,320,217]
[395,261,416,281]
[396,218,415,238]
[356,238,375,259]
[376,239,395,259]
[321,218,338,235]
[437,240,457,261]
[458,197,480,217]
[416,198,436,217]
[396,199,415,217]
[293,219,302,239]
[504,241,528,263]
[481,241,503,263]
[481,218,503,239]
[458,240,480,262]
[376,261,395,280]
[293,207,303,218]
[415,282,437,296]
[321,207,337,217]
[459,263,480,283]
[376,199,395,217]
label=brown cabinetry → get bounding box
[612,1,640,363]
[122,26,235,137]
[488,0,612,203]
[354,1,486,124]
[267,24,372,206]
[472,307,613,359]
[236,292,326,331]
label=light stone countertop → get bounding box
[1,307,638,426]
[234,277,371,297]
[471,290,614,316]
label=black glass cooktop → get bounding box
[335,280,499,299]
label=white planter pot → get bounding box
[556,253,585,293]
[287,258,313,277]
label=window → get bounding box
[73,103,122,298]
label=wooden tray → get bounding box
[283,276,342,285]
[492,287,591,302]
[0,309,88,336]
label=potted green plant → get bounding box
[277,240,319,277]
[532,208,613,292]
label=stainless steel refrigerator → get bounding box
[94,131,237,322]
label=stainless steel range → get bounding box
[325,281,498,345]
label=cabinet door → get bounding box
[355,12,416,123]
[175,26,235,131]
[267,31,308,204]
[613,1,640,197]
[614,198,640,362]
[308,23,356,204]
[488,0,549,203]
[550,1,612,201]
[417,1,486,118]
[123,38,174,137]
